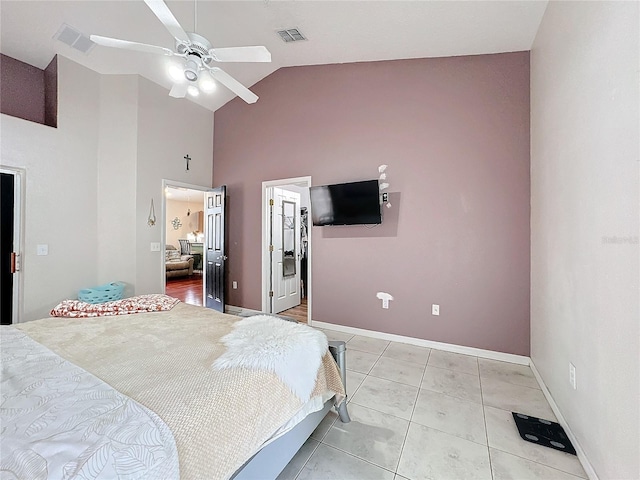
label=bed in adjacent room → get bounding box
[0,296,349,480]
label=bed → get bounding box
[0,296,349,480]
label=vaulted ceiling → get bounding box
[1,1,548,111]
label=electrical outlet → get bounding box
[232,281,238,289]
[432,304,440,316]
[382,192,388,202]
[569,362,577,390]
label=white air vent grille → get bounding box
[277,28,306,43]
[53,23,95,54]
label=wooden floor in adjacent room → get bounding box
[166,276,308,324]
[165,273,202,307]
[280,297,308,324]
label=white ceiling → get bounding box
[166,186,205,202]
[0,1,548,112]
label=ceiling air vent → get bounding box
[53,23,96,54]
[277,28,306,43]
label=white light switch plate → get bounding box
[36,244,48,256]
[150,242,160,252]
[432,304,440,315]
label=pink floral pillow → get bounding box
[51,294,179,318]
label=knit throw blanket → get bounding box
[213,315,329,402]
[50,294,179,318]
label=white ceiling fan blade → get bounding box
[208,68,258,104]
[90,35,173,56]
[209,46,272,63]
[169,83,188,98]
[144,0,190,44]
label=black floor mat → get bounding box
[512,412,576,455]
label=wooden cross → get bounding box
[184,154,191,171]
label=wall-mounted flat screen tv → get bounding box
[309,179,382,226]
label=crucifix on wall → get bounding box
[184,154,191,171]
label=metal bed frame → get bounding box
[232,341,351,479]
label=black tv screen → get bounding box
[310,179,382,226]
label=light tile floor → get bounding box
[278,330,587,480]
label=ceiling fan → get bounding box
[90,0,271,103]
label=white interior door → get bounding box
[271,187,301,313]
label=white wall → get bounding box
[280,184,310,211]
[530,2,639,479]
[135,78,213,295]
[1,57,214,321]
[97,74,138,296]
[1,56,101,320]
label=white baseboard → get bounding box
[312,321,530,366]
[225,305,263,316]
[529,360,599,480]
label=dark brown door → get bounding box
[1,173,14,324]
[205,186,226,312]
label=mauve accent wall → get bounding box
[213,52,530,355]
[0,54,45,124]
[0,54,57,128]
[44,56,58,128]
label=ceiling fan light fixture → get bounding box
[168,64,184,83]
[187,85,200,97]
[200,77,216,92]
[184,58,199,82]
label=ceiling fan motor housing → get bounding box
[178,33,216,82]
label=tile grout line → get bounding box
[479,362,495,479]
[318,438,399,476]
[487,445,588,479]
[416,354,493,447]
[363,368,426,389]
[347,394,493,450]
[393,346,432,477]
[354,340,419,476]
[292,439,322,480]
[348,390,414,420]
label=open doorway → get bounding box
[262,177,312,324]
[0,167,24,324]
[163,182,207,306]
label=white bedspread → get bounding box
[0,327,179,480]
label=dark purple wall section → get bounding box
[44,56,58,128]
[213,52,531,356]
[0,54,57,128]
[1,54,45,124]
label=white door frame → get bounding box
[262,176,312,325]
[0,166,26,324]
[160,179,211,300]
